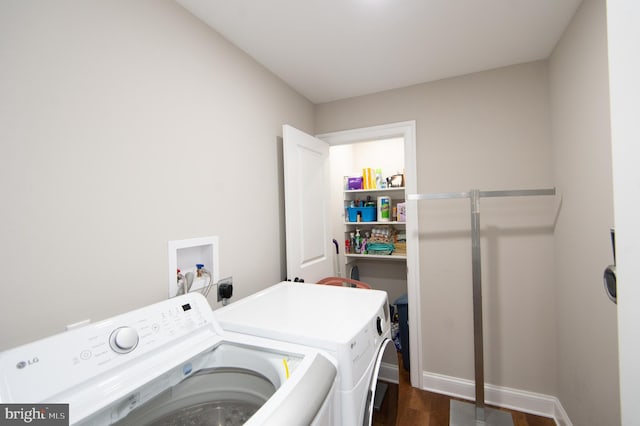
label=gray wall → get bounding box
[317,61,558,395]
[0,0,314,350]
[549,0,620,424]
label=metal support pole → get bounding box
[470,189,486,421]
[449,189,518,426]
[408,187,558,426]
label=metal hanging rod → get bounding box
[407,187,556,426]
[407,187,556,201]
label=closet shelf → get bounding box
[344,221,406,226]
[345,253,407,261]
[344,187,405,194]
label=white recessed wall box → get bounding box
[168,236,219,298]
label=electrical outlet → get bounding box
[217,276,233,302]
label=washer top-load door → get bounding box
[363,338,399,426]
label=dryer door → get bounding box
[363,338,399,426]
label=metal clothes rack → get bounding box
[407,188,556,426]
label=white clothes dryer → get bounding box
[0,293,337,426]
[214,282,399,426]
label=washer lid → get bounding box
[215,282,388,350]
[251,352,336,426]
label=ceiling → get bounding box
[176,0,582,104]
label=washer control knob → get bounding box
[376,316,383,336]
[109,327,139,354]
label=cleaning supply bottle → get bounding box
[375,168,383,189]
[350,232,355,253]
[355,229,362,254]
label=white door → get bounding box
[282,125,334,282]
[607,1,640,424]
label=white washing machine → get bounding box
[214,282,399,426]
[0,292,337,425]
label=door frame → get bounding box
[317,121,423,388]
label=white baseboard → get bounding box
[377,363,572,426]
[421,371,573,426]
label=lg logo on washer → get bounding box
[15,357,39,369]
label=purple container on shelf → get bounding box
[347,176,363,190]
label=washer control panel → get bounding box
[0,293,217,404]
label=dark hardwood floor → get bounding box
[378,354,556,426]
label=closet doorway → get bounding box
[317,121,423,388]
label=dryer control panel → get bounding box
[339,300,390,390]
[0,293,219,405]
